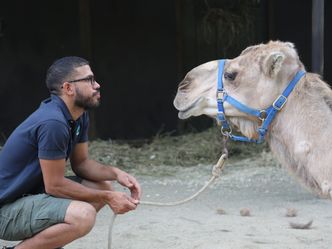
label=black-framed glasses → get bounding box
[68,75,96,86]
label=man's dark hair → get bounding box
[46,56,89,95]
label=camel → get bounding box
[173,40,332,199]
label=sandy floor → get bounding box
[2,154,332,249]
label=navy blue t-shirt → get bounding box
[0,94,89,204]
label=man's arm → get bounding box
[70,142,141,200]
[69,142,119,182]
[40,158,105,202]
[39,157,138,214]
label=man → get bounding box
[0,56,142,249]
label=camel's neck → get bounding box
[266,77,332,173]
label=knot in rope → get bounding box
[212,153,227,177]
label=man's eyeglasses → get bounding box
[68,75,96,86]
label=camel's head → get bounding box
[173,41,304,139]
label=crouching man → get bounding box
[0,56,141,249]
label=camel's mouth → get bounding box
[175,97,203,119]
[174,97,218,120]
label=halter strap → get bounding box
[217,59,305,143]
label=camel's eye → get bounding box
[224,72,237,81]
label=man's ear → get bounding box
[61,82,75,96]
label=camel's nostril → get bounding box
[178,84,187,91]
[178,79,191,92]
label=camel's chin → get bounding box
[178,111,189,119]
[178,108,202,119]
[178,108,218,120]
[178,110,194,119]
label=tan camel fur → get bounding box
[173,41,332,199]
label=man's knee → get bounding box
[65,201,97,237]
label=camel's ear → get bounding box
[285,42,295,49]
[263,52,285,78]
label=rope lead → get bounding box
[108,153,227,249]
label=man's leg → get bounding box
[15,200,96,249]
[1,179,114,249]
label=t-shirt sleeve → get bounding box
[37,120,70,160]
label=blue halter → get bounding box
[217,59,306,143]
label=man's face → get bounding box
[70,65,101,110]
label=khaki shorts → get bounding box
[0,194,71,241]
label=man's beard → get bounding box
[74,89,100,110]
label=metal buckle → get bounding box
[217,90,226,100]
[272,95,287,111]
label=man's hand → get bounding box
[105,191,138,214]
[114,169,142,201]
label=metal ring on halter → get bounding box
[221,125,232,136]
[259,110,267,121]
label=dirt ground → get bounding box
[2,153,332,249]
